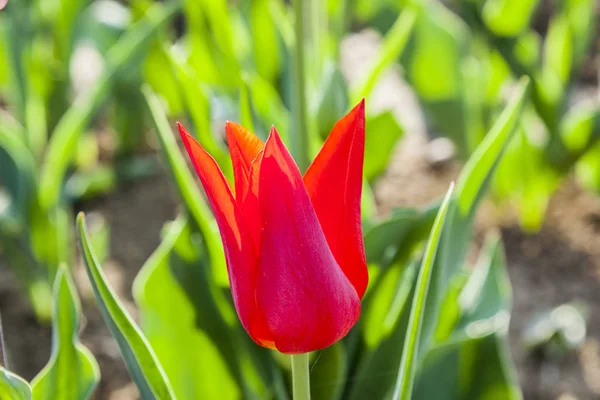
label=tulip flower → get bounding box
[179,100,368,354]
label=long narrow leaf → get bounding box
[420,77,530,349]
[38,0,181,210]
[393,183,454,400]
[351,7,417,102]
[142,86,228,286]
[76,213,177,400]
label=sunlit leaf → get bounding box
[133,217,242,399]
[143,86,229,287]
[393,184,454,400]
[76,213,177,400]
[0,367,31,400]
[31,268,100,400]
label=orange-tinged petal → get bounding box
[304,100,368,298]
[178,123,272,346]
[225,122,264,202]
[256,127,360,353]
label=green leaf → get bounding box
[454,233,511,335]
[316,63,349,141]
[455,78,530,217]
[0,367,31,400]
[543,15,572,86]
[0,122,35,228]
[133,217,243,400]
[310,343,348,400]
[251,0,281,83]
[31,268,100,400]
[351,7,417,102]
[402,3,470,154]
[393,183,454,400]
[76,213,177,400]
[413,334,522,400]
[142,86,229,287]
[38,0,181,210]
[364,111,404,181]
[576,140,600,192]
[482,0,540,37]
[421,77,529,354]
[362,260,418,348]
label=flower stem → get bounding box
[292,0,310,172]
[291,353,311,400]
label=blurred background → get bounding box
[0,0,599,399]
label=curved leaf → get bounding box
[393,183,454,400]
[31,268,100,400]
[421,77,529,352]
[0,368,31,400]
[142,86,228,287]
[76,213,177,400]
[133,217,244,400]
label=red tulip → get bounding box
[179,100,368,353]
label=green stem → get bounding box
[292,0,310,172]
[291,353,311,400]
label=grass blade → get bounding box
[393,183,454,400]
[76,213,177,400]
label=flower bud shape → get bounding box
[179,100,368,353]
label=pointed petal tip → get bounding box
[177,122,190,140]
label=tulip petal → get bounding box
[178,123,272,346]
[304,100,368,298]
[225,122,264,201]
[256,127,361,353]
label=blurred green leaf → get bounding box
[143,86,229,287]
[576,140,600,192]
[0,123,35,227]
[316,63,349,141]
[559,104,600,155]
[133,217,243,400]
[482,0,539,37]
[422,78,529,349]
[31,268,100,400]
[413,333,521,399]
[362,260,418,348]
[351,7,416,102]
[168,61,232,175]
[239,81,256,133]
[403,3,470,153]
[393,184,453,400]
[455,233,511,334]
[543,15,572,87]
[38,0,181,210]
[76,213,177,400]
[364,111,404,181]
[251,0,280,83]
[0,367,31,400]
[563,0,595,66]
[311,343,348,400]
